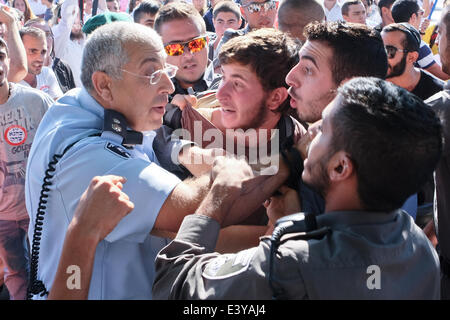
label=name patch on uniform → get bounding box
[105,142,131,159]
[203,248,257,280]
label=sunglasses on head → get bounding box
[164,36,208,56]
[384,45,408,59]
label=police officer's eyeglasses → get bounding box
[384,45,408,59]
[164,36,208,56]
[121,64,178,85]
[242,0,277,13]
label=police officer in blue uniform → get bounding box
[24,22,215,300]
[25,21,288,300]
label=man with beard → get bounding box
[391,0,450,80]
[24,18,76,94]
[280,21,422,219]
[153,77,442,299]
[285,21,387,124]
[19,27,63,100]
[52,0,85,87]
[381,23,444,100]
[156,28,317,225]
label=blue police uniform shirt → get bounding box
[25,88,181,299]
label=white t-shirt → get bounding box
[52,0,84,88]
[323,2,344,22]
[0,83,53,221]
[20,67,63,100]
[27,0,48,16]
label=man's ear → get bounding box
[407,51,419,64]
[267,87,289,111]
[91,71,113,102]
[381,7,390,18]
[409,13,418,26]
[328,151,354,182]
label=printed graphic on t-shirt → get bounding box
[4,125,27,146]
[39,85,50,95]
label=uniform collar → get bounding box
[78,88,143,146]
[316,209,402,230]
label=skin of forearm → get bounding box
[6,21,27,82]
[175,173,211,213]
[153,174,212,233]
[215,225,267,253]
[47,224,99,300]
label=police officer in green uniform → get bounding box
[153,77,442,299]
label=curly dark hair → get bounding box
[218,28,301,114]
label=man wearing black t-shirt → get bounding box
[381,23,444,101]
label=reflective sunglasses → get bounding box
[242,0,277,13]
[121,63,178,85]
[384,45,408,59]
[164,36,208,56]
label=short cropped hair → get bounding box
[331,77,443,212]
[133,0,161,22]
[213,1,241,21]
[341,0,364,16]
[19,26,46,41]
[304,21,388,86]
[391,0,420,23]
[219,28,301,113]
[154,2,206,35]
[382,23,421,52]
[81,22,164,92]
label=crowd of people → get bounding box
[0,0,450,301]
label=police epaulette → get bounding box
[278,227,331,245]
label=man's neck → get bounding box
[177,77,203,90]
[324,180,364,213]
[24,73,38,88]
[224,114,282,148]
[387,67,421,92]
[0,81,10,105]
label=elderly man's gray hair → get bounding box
[81,22,165,92]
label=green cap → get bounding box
[82,12,133,35]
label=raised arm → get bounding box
[47,175,134,300]
[1,6,27,82]
[52,0,78,57]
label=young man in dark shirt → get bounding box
[381,23,444,101]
